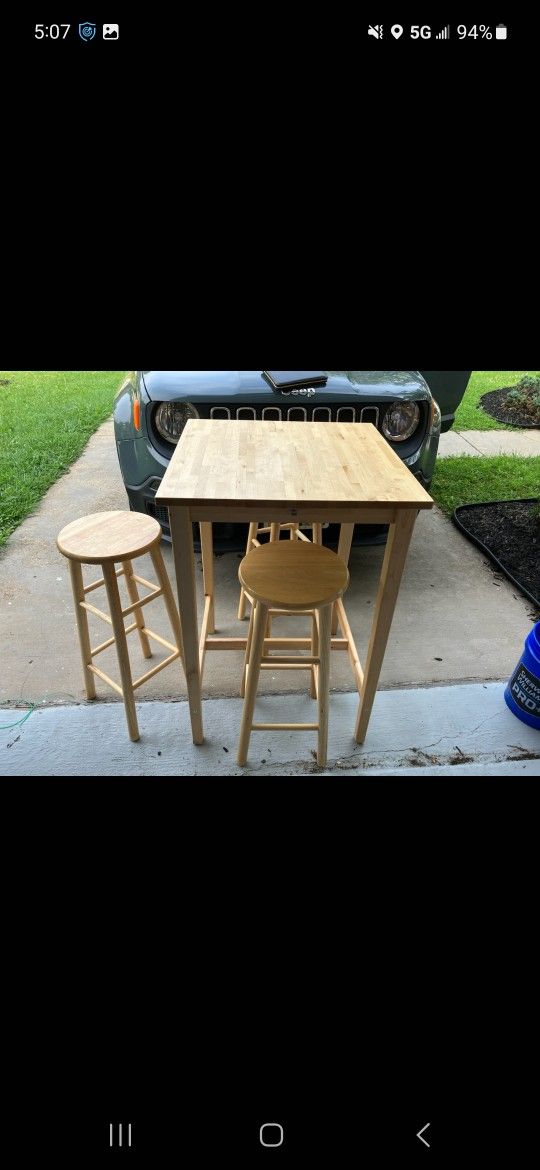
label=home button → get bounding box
[260,1123,284,1147]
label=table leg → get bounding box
[354,509,417,744]
[199,522,215,633]
[169,507,203,744]
[332,523,354,634]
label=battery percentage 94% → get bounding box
[457,25,492,38]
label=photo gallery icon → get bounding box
[103,24,119,39]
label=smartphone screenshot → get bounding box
[1,11,538,1167]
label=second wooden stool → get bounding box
[237,540,349,767]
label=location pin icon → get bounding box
[391,24,403,38]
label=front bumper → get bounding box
[122,470,431,551]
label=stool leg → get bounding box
[266,522,280,636]
[149,544,184,661]
[237,600,268,766]
[103,561,140,742]
[240,600,255,698]
[122,559,152,659]
[68,560,96,700]
[238,523,258,619]
[310,610,319,700]
[312,523,323,545]
[316,604,332,767]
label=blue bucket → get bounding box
[504,622,540,730]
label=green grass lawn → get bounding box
[0,371,125,548]
[431,454,540,515]
[453,371,540,431]
[435,372,540,512]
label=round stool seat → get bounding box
[239,540,349,610]
[57,511,162,564]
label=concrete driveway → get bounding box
[1,418,539,776]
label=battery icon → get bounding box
[495,24,507,39]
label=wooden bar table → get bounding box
[156,419,433,746]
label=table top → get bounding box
[156,419,434,510]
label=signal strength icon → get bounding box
[436,25,450,39]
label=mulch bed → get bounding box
[453,499,540,608]
[480,387,540,427]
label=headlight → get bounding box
[429,397,441,431]
[154,402,199,444]
[381,400,420,442]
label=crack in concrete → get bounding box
[463,437,488,455]
[468,712,506,735]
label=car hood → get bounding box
[141,370,431,402]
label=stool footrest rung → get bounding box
[91,621,138,657]
[143,627,179,654]
[121,586,162,617]
[84,566,125,595]
[253,523,312,540]
[87,663,124,697]
[131,572,156,590]
[260,662,313,670]
[132,650,181,690]
[265,609,315,617]
[88,649,181,695]
[252,722,319,731]
[80,600,112,624]
[260,656,318,666]
[81,587,163,624]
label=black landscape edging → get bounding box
[453,498,540,609]
[479,389,540,429]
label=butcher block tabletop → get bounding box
[156,419,435,509]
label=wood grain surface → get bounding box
[238,540,349,610]
[57,511,162,563]
[156,420,434,510]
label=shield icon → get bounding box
[79,22,96,41]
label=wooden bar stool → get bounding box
[57,511,184,742]
[237,540,349,767]
[237,523,323,693]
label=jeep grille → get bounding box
[209,405,380,425]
